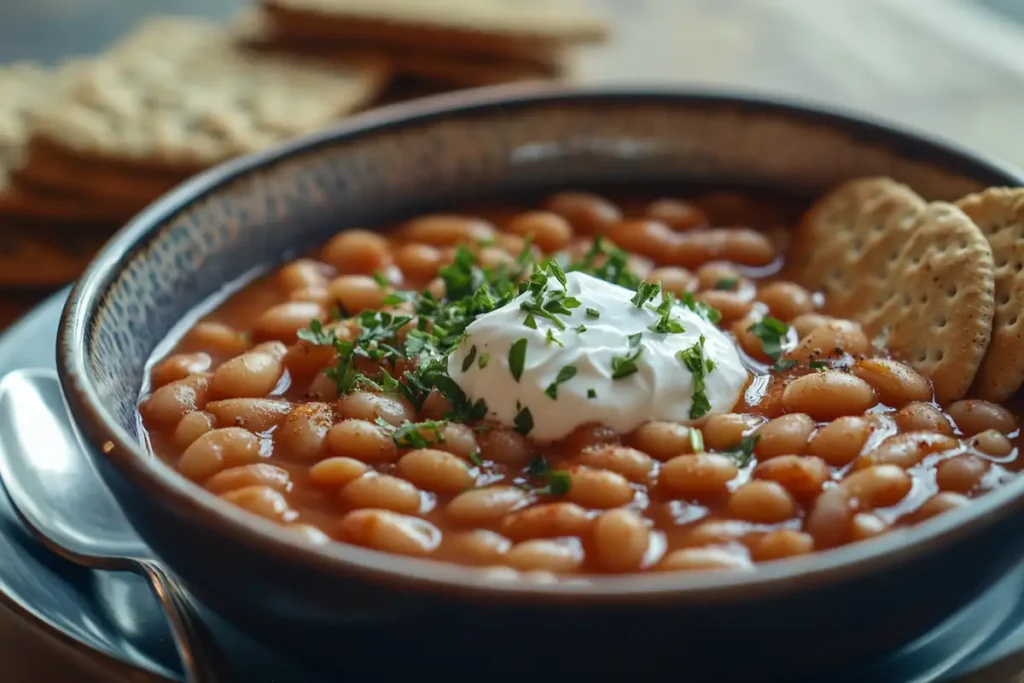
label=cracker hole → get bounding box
[917,350,928,362]
[947,284,958,298]
[919,293,929,304]
[936,316,948,328]
[1010,315,1019,326]
[1000,293,1011,306]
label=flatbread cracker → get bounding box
[858,203,995,404]
[263,0,608,58]
[789,177,927,319]
[0,178,146,223]
[0,62,57,170]
[957,188,1024,401]
[32,16,390,171]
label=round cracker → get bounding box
[789,177,926,318]
[860,203,995,404]
[956,187,1024,401]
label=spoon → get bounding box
[0,368,224,683]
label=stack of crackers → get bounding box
[792,178,1024,403]
[0,2,609,287]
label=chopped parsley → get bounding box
[679,292,722,324]
[747,316,789,362]
[545,329,563,347]
[513,403,534,435]
[587,388,597,399]
[508,338,528,382]
[809,360,829,371]
[371,270,390,287]
[648,293,686,334]
[689,427,704,453]
[478,352,490,369]
[544,365,578,399]
[631,281,661,308]
[461,345,478,372]
[677,335,716,419]
[375,417,447,449]
[586,307,600,319]
[574,324,587,334]
[611,344,644,380]
[523,456,572,496]
[721,434,759,467]
[714,277,738,291]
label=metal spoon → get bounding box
[0,368,224,683]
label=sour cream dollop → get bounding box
[447,271,748,442]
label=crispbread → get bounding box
[858,203,995,404]
[789,177,927,319]
[0,62,57,170]
[0,177,147,223]
[0,220,111,286]
[263,0,608,59]
[956,188,1024,401]
[31,16,390,171]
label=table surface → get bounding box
[4,0,1024,680]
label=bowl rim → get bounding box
[58,81,1024,603]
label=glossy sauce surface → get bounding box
[138,189,1021,578]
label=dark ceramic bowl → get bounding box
[58,84,1024,681]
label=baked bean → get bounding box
[206,463,291,494]
[659,546,752,571]
[397,449,474,494]
[753,455,829,498]
[435,423,479,460]
[807,416,872,467]
[507,211,573,252]
[698,292,753,325]
[695,263,742,291]
[806,487,853,548]
[757,282,813,322]
[703,413,765,450]
[790,312,834,339]
[340,474,422,515]
[579,446,654,483]
[851,359,932,408]
[562,423,621,456]
[205,398,291,433]
[850,512,888,541]
[284,524,332,545]
[419,390,453,421]
[671,228,775,267]
[336,391,413,426]
[840,465,912,508]
[935,454,990,494]
[605,219,675,259]
[220,485,292,522]
[593,508,651,571]
[403,215,495,246]
[912,492,970,522]
[425,277,446,300]
[632,421,697,461]
[647,267,695,297]
[276,402,333,460]
[140,373,212,425]
[210,349,284,400]
[733,314,773,362]
[755,413,815,459]
[947,400,1016,437]
[151,352,212,387]
[543,192,622,235]
[253,302,325,343]
[309,456,370,488]
[393,243,443,282]
[505,539,583,573]
[474,246,512,271]
[329,275,387,314]
[895,402,954,435]
[187,322,250,355]
[566,467,634,509]
[782,372,877,420]
[445,530,511,565]
[502,502,592,540]
[447,486,529,525]
[494,233,531,256]
[282,336,341,378]
[173,410,215,449]
[178,427,261,481]
[339,509,441,556]
[307,372,339,401]
[478,427,532,466]
[325,419,398,462]
[277,259,330,293]
[973,429,1013,458]
[288,287,333,306]
[727,481,797,523]
[752,530,814,562]
[645,198,708,231]
[787,320,869,361]
[322,229,391,274]
[858,432,959,469]
[683,520,748,547]
[660,454,738,499]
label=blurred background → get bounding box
[0,0,1023,316]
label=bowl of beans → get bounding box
[57,84,1024,679]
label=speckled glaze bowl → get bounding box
[58,84,1024,680]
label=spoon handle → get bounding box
[137,558,228,683]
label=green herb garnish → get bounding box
[690,427,704,453]
[375,417,448,449]
[462,345,478,372]
[586,307,600,319]
[545,329,563,347]
[587,388,597,399]
[747,316,789,362]
[478,352,490,369]
[714,277,738,291]
[809,360,829,371]
[774,359,798,371]
[631,281,661,309]
[523,456,571,495]
[677,335,716,419]
[611,347,643,380]
[513,403,534,435]
[509,338,527,382]
[722,434,759,467]
[544,365,578,399]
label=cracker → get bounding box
[0,178,147,223]
[31,16,390,172]
[0,62,58,169]
[0,220,111,286]
[956,188,1024,401]
[859,203,995,404]
[262,0,608,58]
[789,177,927,319]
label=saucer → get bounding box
[1,289,1023,682]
